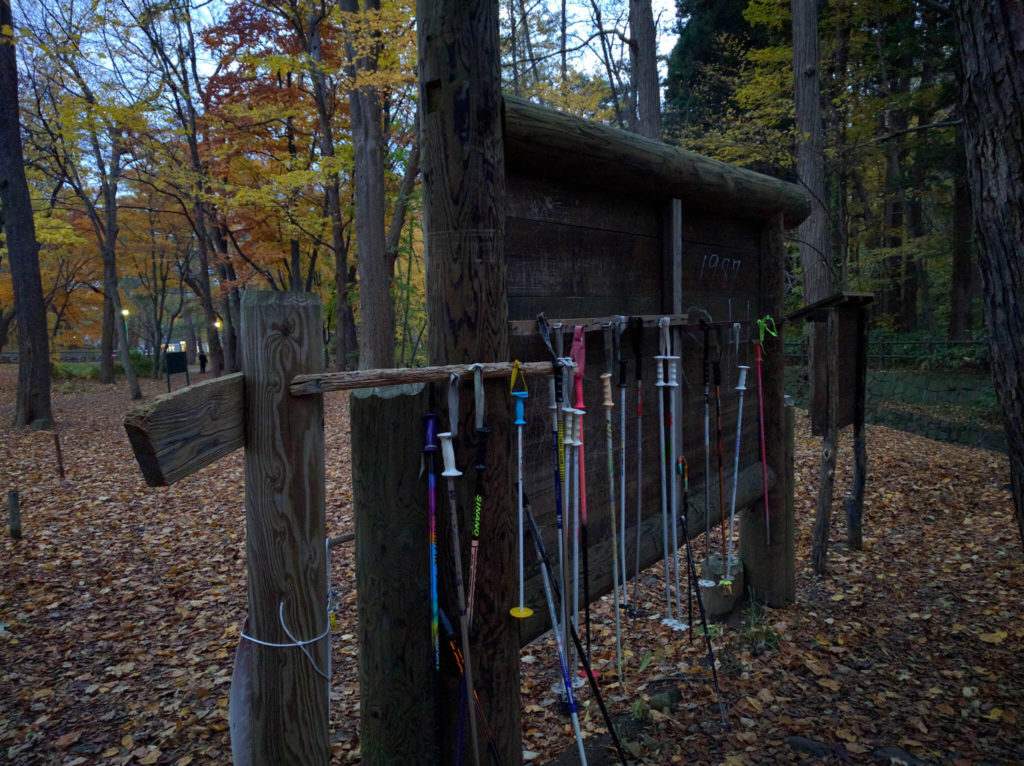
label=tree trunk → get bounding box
[342,0,394,370]
[628,0,661,139]
[949,125,974,340]
[1,0,52,429]
[100,296,115,383]
[791,0,832,304]
[954,0,1024,553]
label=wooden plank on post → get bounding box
[740,213,795,607]
[351,384,433,765]
[419,2,516,763]
[239,291,328,765]
[123,373,245,486]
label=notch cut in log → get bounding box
[123,373,245,486]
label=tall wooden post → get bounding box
[239,292,328,765]
[351,384,433,766]
[419,2,517,764]
[741,213,795,606]
[812,308,840,576]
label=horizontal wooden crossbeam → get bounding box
[290,361,555,396]
[124,373,245,487]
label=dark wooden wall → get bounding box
[505,165,771,643]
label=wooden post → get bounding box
[351,385,432,766]
[812,308,840,576]
[844,306,868,549]
[418,3,516,763]
[53,432,65,480]
[239,291,328,765]
[740,213,795,607]
[8,490,20,540]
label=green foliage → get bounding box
[741,595,781,655]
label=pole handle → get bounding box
[423,413,438,452]
[628,317,643,381]
[439,432,462,477]
[736,365,750,392]
[601,372,614,409]
[654,355,667,387]
[470,363,484,431]
[512,390,528,425]
[473,426,491,470]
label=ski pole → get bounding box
[423,412,442,762]
[661,317,685,630]
[701,322,712,564]
[679,481,729,731]
[714,356,728,583]
[555,323,574,673]
[468,364,491,624]
[439,607,506,766]
[682,455,694,642]
[571,325,594,671]
[523,498,589,766]
[510,363,533,620]
[615,317,629,612]
[628,316,645,616]
[438,418,481,766]
[526,503,630,766]
[756,316,778,545]
[602,323,624,690]
[655,318,673,627]
[724,365,750,586]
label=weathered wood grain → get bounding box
[123,372,244,487]
[239,291,328,765]
[504,95,811,228]
[291,361,553,396]
[351,385,433,766]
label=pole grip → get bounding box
[473,426,491,470]
[423,413,438,452]
[513,390,528,426]
[628,317,643,382]
[736,365,749,392]
[470,364,484,431]
[601,372,614,409]
[654,355,666,387]
[439,432,461,477]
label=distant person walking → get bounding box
[199,351,207,374]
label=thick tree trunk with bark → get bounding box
[342,0,394,370]
[791,0,832,303]
[949,126,974,340]
[628,0,661,139]
[1,0,52,428]
[954,0,1024,553]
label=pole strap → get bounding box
[469,363,485,431]
[757,315,778,350]
[448,373,461,437]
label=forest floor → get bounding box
[1,366,1022,765]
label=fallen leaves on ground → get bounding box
[1,368,1021,764]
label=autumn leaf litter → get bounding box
[1,368,1021,764]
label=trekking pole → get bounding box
[701,322,712,561]
[661,317,685,630]
[510,363,533,620]
[555,324,574,673]
[439,607,506,766]
[723,365,750,587]
[680,472,729,731]
[423,412,443,762]
[523,497,588,766]
[438,393,481,766]
[682,454,694,642]
[756,316,778,545]
[628,316,645,616]
[602,323,624,691]
[615,317,629,612]
[526,503,630,766]
[655,318,674,627]
[714,356,728,583]
[467,364,491,624]
[564,387,581,677]
[571,326,594,670]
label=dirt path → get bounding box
[1,366,1021,764]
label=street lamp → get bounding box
[214,318,222,331]
[121,308,130,348]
